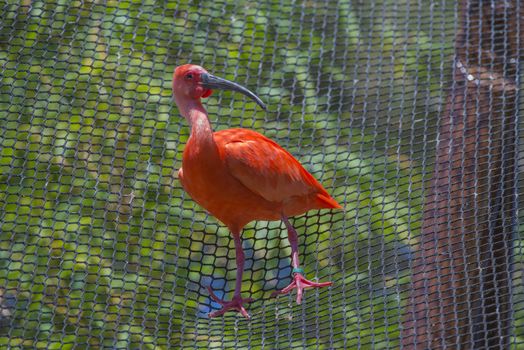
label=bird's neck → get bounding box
[180,99,218,156]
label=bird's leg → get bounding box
[207,231,254,319]
[271,215,333,304]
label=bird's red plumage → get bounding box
[173,64,339,318]
[179,127,340,231]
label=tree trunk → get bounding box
[401,1,523,349]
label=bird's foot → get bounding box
[271,269,332,304]
[207,286,254,319]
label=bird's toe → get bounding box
[272,272,332,304]
[207,289,254,319]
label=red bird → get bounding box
[173,64,341,319]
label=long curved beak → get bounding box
[201,73,267,110]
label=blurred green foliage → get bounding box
[0,0,522,349]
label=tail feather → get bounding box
[316,193,342,210]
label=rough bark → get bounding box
[401,1,522,349]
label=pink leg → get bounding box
[271,215,333,304]
[207,232,254,319]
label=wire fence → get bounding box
[0,0,522,348]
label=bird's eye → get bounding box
[185,73,193,80]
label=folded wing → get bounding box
[215,129,334,205]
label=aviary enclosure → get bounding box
[0,0,522,349]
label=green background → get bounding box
[0,0,522,348]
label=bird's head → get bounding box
[172,64,266,110]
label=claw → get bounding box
[271,272,332,304]
[207,286,254,319]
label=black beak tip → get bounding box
[259,101,267,111]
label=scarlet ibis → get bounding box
[173,64,341,319]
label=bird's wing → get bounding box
[215,129,324,203]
